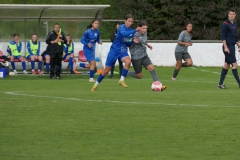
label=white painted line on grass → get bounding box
[4,91,240,108]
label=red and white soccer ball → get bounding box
[151,81,162,91]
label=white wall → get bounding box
[1,42,240,67]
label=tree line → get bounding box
[1,0,240,40]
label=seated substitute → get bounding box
[7,33,27,75]
[26,34,43,74]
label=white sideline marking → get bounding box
[4,91,240,108]
[191,67,233,77]
[5,91,207,107]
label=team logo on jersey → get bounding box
[94,33,98,37]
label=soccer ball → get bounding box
[151,81,162,91]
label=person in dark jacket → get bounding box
[46,23,67,79]
[109,22,123,78]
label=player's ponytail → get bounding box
[87,19,99,29]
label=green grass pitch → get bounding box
[0,66,240,160]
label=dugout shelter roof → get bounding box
[0,4,110,41]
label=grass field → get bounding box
[1,66,240,160]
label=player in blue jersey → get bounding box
[41,45,50,74]
[63,35,80,74]
[26,34,43,74]
[91,14,141,91]
[7,33,27,75]
[218,9,240,89]
[80,19,102,82]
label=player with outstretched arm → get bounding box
[128,21,166,91]
[91,14,141,91]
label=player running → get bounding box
[171,22,193,80]
[91,14,141,91]
[218,9,240,89]
[80,19,102,82]
[128,21,166,90]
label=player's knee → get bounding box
[188,62,193,66]
[137,74,142,79]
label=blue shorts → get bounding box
[27,55,39,59]
[223,45,236,64]
[13,56,22,60]
[105,50,129,67]
[83,49,95,62]
[44,54,50,58]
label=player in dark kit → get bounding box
[218,9,240,89]
[46,23,67,79]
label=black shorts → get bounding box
[223,45,236,64]
[131,55,152,74]
[175,52,191,61]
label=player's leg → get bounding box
[19,56,27,74]
[172,52,183,80]
[55,53,62,79]
[10,56,17,74]
[183,52,193,67]
[29,55,36,74]
[118,58,123,77]
[50,54,56,79]
[45,55,50,74]
[228,46,240,87]
[119,53,131,88]
[109,65,115,78]
[67,54,74,73]
[218,46,231,89]
[37,55,43,74]
[128,58,143,79]
[91,51,117,91]
[143,56,159,81]
[89,59,96,82]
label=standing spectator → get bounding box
[46,23,67,79]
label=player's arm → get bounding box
[71,43,74,54]
[37,41,40,56]
[46,32,57,44]
[177,32,191,46]
[97,31,102,45]
[80,31,89,46]
[17,42,22,52]
[27,41,33,55]
[221,23,230,53]
[7,45,12,56]
[61,32,67,44]
[146,43,153,50]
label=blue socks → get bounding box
[219,68,228,85]
[97,73,105,83]
[90,70,94,78]
[38,61,42,70]
[80,63,86,68]
[46,63,50,72]
[11,62,15,70]
[22,62,26,70]
[31,61,35,70]
[232,69,240,85]
[69,57,73,71]
[121,68,128,77]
